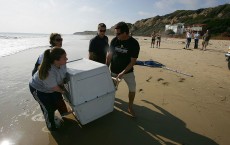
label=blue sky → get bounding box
[0,0,229,34]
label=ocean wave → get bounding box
[0,45,49,58]
[0,33,49,40]
[0,35,21,39]
[0,33,88,58]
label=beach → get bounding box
[0,36,230,145]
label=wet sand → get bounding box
[0,36,230,145]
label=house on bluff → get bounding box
[165,23,185,34]
[165,23,207,35]
[186,24,207,32]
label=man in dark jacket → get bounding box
[89,23,109,64]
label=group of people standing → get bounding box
[184,29,211,51]
[151,31,161,48]
[29,22,140,131]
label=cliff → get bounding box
[129,3,230,36]
[74,4,230,37]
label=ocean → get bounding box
[0,32,94,143]
[0,32,92,58]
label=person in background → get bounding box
[32,33,63,76]
[89,23,109,64]
[106,22,140,117]
[202,30,211,51]
[184,30,192,49]
[151,31,156,48]
[156,31,161,48]
[194,31,200,49]
[29,48,69,131]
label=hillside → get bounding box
[74,4,230,37]
[129,3,230,37]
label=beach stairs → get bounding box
[63,58,115,125]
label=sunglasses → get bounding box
[55,38,63,42]
[100,29,106,32]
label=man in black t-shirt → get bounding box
[106,22,140,117]
[89,23,109,64]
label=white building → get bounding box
[185,24,204,32]
[165,23,185,34]
[191,26,202,32]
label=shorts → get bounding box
[202,40,209,46]
[111,72,136,92]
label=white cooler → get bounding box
[64,58,115,125]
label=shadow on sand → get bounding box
[158,47,182,51]
[49,98,218,145]
[205,49,226,54]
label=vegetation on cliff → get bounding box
[74,4,230,38]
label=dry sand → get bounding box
[0,36,229,145]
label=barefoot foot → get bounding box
[127,108,136,118]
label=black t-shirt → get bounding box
[110,37,140,74]
[89,35,109,63]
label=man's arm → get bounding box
[117,58,137,79]
[89,52,94,60]
[106,51,112,66]
[88,38,95,60]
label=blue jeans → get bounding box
[194,39,199,48]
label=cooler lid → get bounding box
[67,58,106,75]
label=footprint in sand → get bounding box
[179,78,186,82]
[146,76,152,82]
[31,113,44,122]
[162,82,169,86]
[157,78,164,82]
[42,126,50,133]
[138,89,143,93]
